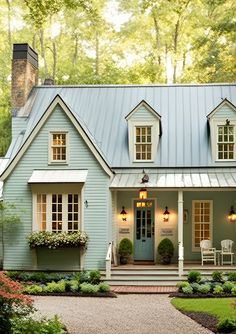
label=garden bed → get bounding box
[170,292,234,298]
[32,291,117,297]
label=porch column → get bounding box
[178,190,184,277]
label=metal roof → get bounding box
[110,168,236,188]
[28,170,88,184]
[4,84,236,169]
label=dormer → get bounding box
[125,100,161,162]
[207,98,236,162]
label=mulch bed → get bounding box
[181,310,218,333]
[28,291,117,298]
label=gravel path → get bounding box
[34,295,213,334]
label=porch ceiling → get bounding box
[110,168,236,189]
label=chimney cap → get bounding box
[43,78,55,85]
[13,43,38,68]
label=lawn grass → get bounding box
[171,298,236,321]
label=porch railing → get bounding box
[105,241,117,279]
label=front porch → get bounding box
[103,263,236,286]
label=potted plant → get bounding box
[118,238,133,264]
[157,238,174,264]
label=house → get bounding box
[0,44,235,278]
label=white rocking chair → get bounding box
[200,240,216,265]
[221,240,234,265]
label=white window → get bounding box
[192,200,212,251]
[50,132,68,163]
[135,126,152,160]
[36,193,80,232]
[217,124,235,160]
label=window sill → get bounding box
[48,161,68,166]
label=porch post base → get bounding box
[178,259,184,277]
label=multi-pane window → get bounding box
[217,125,234,160]
[193,201,212,250]
[68,194,79,232]
[51,133,67,161]
[135,126,152,160]
[36,194,46,231]
[36,193,79,232]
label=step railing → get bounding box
[105,241,117,279]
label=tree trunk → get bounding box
[52,41,57,82]
[152,14,161,65]
[73,34,79,66]
[173,18,180,83]
[95,30,99,77]
[40,29,48,78]
[5,0,12,55]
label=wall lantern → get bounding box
[163,206,170,222]
[139,188,147,200]
[228,206,236,222]
[120,206,127,222]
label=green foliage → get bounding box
[6,271,71,283]
[187,271,201,283]
[227,272,236,282]
[231,286,236,296]
[217,318,236,333]
[44,280,66,293]
[23,285,43,295]
[79,282,99,294]
[198,284,211,294]
[10,315,67,334]
[222,282,234,293]
[27,231,88,249]
[98,282,110,293]
[65,279,79,292]
[118,238,133,257]
[157,238,174,264]
[213,285,224,295]
[182,286,193,294]
[212,271,224,282]
[190,283,201,293]
[78,271,91,283]
[89,270,101,284]
[176,281,190,292]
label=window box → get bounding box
[27,231,88,250]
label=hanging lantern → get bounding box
[163,206,170,222]
[139,188,147,199]
[120,206,127,222]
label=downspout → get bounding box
[178,190,184,276]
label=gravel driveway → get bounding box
[34,295,212,334]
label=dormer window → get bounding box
[217,122,234,160]
[125,100,161,163]
[135,126,152,160]
[207,99,236,162]
[50,132,68,163]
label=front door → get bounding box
[134,200,154,261]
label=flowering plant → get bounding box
[0,271,33,332]
[27,231,88,250]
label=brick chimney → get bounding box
[11,43,38,115]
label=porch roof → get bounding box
[110,168,236,189]
[28,169,88,184]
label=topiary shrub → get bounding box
[157,238,174,265]
[182,285,193,294]
[213,285,224,295]
[223,282,234,293]
[217,318,236,333]
[118,238,133,264]
[187,271,201,283]
[198,284,211,294]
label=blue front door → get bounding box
[134,200,154,261]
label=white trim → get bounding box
[125,100,161,121]
[1,95,112,180]
[48,131,69,164]
[207,99,236,119]
[192,200,213,252]
[128,121,159,162]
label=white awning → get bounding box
[110,168,236,189]
[28,170,88,184]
